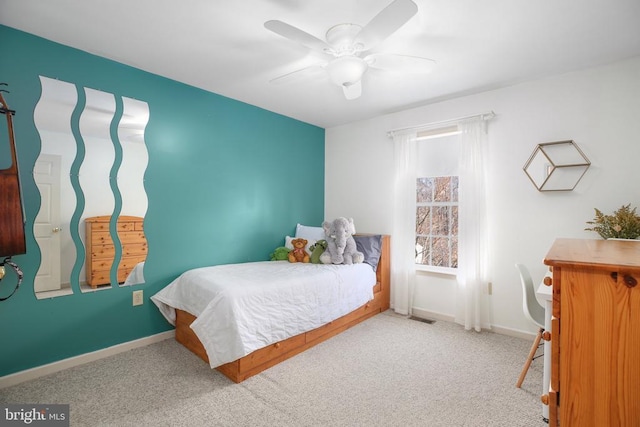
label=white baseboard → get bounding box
[410,307,536,340]
[489,324,537,340]
[0,330,174,389]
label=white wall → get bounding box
[325,56,640,335]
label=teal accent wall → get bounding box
[0,25,325,377]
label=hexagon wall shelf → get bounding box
[523,140,591,191]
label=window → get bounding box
[414,129,460,274]
[415,176,458,271]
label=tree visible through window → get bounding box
[415,176,458,269]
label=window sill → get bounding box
[415,265,457,276]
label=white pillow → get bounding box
[285,236,316,256]
[295,223,326,241]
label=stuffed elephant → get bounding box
[319,217,364,265]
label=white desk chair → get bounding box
[515,263,546,388]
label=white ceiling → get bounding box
[1,0,640,128]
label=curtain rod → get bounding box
[387,111,496,138]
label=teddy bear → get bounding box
[309,239,327,264]
[319,217,364,265]
[288,238,310,263]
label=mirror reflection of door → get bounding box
[34,77,78,299]
[33,154,68,297]
[33,76,149,298]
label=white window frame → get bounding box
[415,176,458,275]
[414,126,461,276]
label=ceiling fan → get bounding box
[265,0,435,100]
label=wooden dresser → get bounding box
[85,215,147,288]
[543,238,640,426]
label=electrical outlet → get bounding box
[132,290,143,306]
[487,282,493,295]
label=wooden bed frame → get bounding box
[174,234,390,383]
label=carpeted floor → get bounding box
[1,311,545,426]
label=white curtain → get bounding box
[455,118,490,331]
[391,132,418,315]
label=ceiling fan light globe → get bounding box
[342,80,362,100]
[326,56,368,87]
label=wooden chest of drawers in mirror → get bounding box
[85,215,147,288]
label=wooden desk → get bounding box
[543,238,640,426]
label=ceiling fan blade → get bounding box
[365,53,436,74]
[355,0,418,51]
[265,20,331,53]
[342,80,362,100]
[269,64,327,85]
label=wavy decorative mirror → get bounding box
[33,76,149,299]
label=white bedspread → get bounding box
[151,261,376,368]
[123,261,145,286]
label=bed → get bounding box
[151,234,390,383]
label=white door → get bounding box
[33,154,62,293]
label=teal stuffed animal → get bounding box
[270,246,290,261]
[309,239,328,264]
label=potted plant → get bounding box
[585,204,640,240]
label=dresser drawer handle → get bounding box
[623,274,637,288]
[543,276,552,286]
